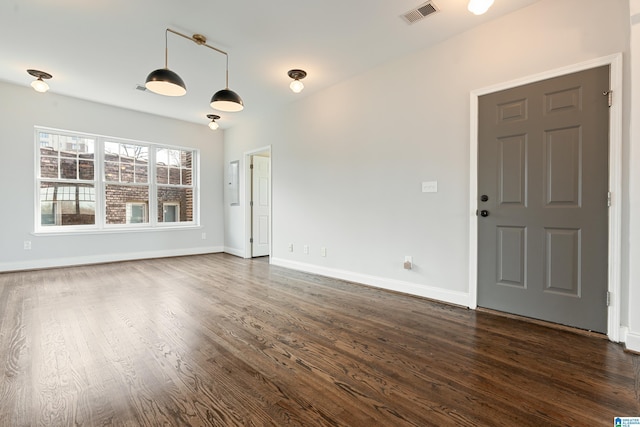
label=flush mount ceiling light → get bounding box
[145,28,244,112]
[206,114,220,130]
[27,69,52,93]
[467,0,494,15]
[288,69,307,93]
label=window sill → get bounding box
[33,224,202,236]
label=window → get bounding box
[156,148,193,223]
[38,132,96,226]
[35,128,198,232]
[162,203,180,222]
[104,141,150,225]
[126,202,148,224]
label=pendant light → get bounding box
[210,52,244,112]
[145,29,187,96]
[145,28,244,112]
[27,69,52,93]
[288,69,307,93]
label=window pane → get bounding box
[157,187,193,223]
[39,182,95,226]
[168,149,180,167]
[79,160,94,180]
[156,165,168,184]
[104,161,119,181]
[40,157,58,178]
[181,169,192,186]
[105,185,150,225]
[105,141,120,157]
[163,204,179,222]
[156,148,168,166]
[126,202,148,224]
[60,158,77,179]
[182,150,192,168]
[135,165,148,183]
[121,162,135,183]
[169,168,181,185]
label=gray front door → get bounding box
[477,66,610,333]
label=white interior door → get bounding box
[251,155,270,257]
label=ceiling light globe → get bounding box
[208,121,219,130]
[467,0,494,15]
[290,80,304,93]
[145,68,187,96]
[31,78,49,93]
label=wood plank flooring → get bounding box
[0,253,638,426]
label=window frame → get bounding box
[34,127,199,234]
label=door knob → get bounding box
[481,195,489,202]
[480,210,489,217]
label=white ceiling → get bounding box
[0,0,541,129]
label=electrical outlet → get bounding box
[303,245,309,254]
[422,181,438,193]
[201,232,206,240]
[321,247,327,257]
[288,243,294,252]
[24,241,32,250]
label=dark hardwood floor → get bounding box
[0,253,638,426]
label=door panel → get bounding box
[251,155,270,257]
[478,66,609,333]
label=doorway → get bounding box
[469,54,623,340]
[244,147,271,258]
[477,66,609,332]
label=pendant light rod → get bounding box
[165,28,231,88]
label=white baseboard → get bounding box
[0,246,224,272]
[223,247,246,258]
[623,328,640,353]
[270,258,470,307]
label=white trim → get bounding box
[243,145,272,259]
[625,330,640,353]
[468,53,623,342]
[271,258,470,307]
[0,247,223,273]
[223,246,245,258]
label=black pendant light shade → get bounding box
[145,29,244,111]
[145,68,186,96]
[210,88,244,112]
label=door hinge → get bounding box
[250,200,253,207]
[250,237,253,243]
[607,191,612,207]
[603,90,612,107]
[250,164,254,169]
[606,291,611,307]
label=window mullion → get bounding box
[149,147,158,226]
[96,137,105,229]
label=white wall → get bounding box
[224,0,633,330]
[0,81,225,271]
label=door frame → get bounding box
[468,53,623,342]
[243,145,272,259]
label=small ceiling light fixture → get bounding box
[207,114,220,130]
[288,69,307,93]
[146,28,244,112]
[27,69,52,93]
[467,0,494,15]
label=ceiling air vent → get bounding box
[401,1,438,25]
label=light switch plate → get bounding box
[422,181,438,193]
